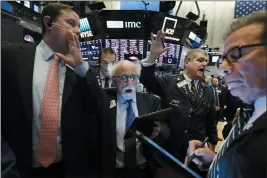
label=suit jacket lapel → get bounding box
[17,43,36,121]
[136,93,146,116]
[227,111,267,150]
[62,66,77,110]
[176,75,190,99]
[108,95,117,148]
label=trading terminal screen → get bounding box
[146,40,180,65]
[105,39,144,60]
[178,46,190,69]
[80,39,102,62]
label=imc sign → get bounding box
[106,21,141,29]
[79,18,93,38]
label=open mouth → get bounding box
[125,89,132,93]
[198,68,205,73]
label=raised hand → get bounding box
[55,30,83,68]
[147,31,170,63]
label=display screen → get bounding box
[146,12,188,44]
[105,39,144,60]
[212,56,220,63]
[80,39,102,62]
[146,40,180,65]
[34,4,39,13]
[178,46,191,69]
[99,10,145,39]
[24,1,30,8]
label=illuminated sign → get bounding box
[161,17,179,41]
[106,21,141,29]
[79,18,93,38]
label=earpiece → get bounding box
[47,20,52,27]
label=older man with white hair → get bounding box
[185,10,267,178]
[102,59,169,178]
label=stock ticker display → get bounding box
[80,39,102,62]
[146,40,180,65]
[80,39,186,67]
[105,39,144,60]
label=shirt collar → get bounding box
[38,40,65,66]
[117,93,137,106]
[183,73,199,86]
[254,95,267,117]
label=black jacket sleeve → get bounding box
[1,136,20,178]
[206,87,219,145]
[140,65,170,99]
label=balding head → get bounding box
[110,60,141,100]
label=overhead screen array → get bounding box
[78,10,207,66]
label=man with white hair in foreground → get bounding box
[102,60,169,178]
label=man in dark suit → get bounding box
[1,2,106,178]
[96,48,117,88]
[211,77,225,122]
[185,11,267,178]
[140,31,218,161]
[102,60,169,178]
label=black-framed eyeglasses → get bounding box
[113,74,139,82]
[216,43,267,68]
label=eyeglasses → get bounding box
[113,74,139,82]
[216,43,267,68]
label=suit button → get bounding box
[188,115,191,118]
[184,130,188,134]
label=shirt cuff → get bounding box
[74,62,89,77]
[141,58,155,67]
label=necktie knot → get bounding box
[127,99,133,105]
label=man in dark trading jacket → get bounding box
[140,31,218,164]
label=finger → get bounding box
[67,30,76,47]
[54,53,69,64]
[74,33,80,48]
[184,156,188,166]
[154,121,160,126]
[155,31,161,41]
[194,148,210,157]
[160,47,171,54]
[153,127,160,132]
[188,140,202,157]
[160,31,165,40]
[150,132,158,139]
[151,32,154,42]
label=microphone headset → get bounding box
[47,20,61,28]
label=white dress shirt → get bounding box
[183,73,199,91]
[116,94,146,168]
[100,72,113,88]
[243,95,267,130]
[32,40,89,167]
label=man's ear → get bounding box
[43,16,52,31]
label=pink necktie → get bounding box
[38,55,60,168]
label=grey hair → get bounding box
[184,48,208,61]
[224,10,267,45]
[109,60,142,77]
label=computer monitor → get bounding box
[80,39,102,62]
[105,39,144,61]
[212,55,220,63]
[146,40,180,65]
